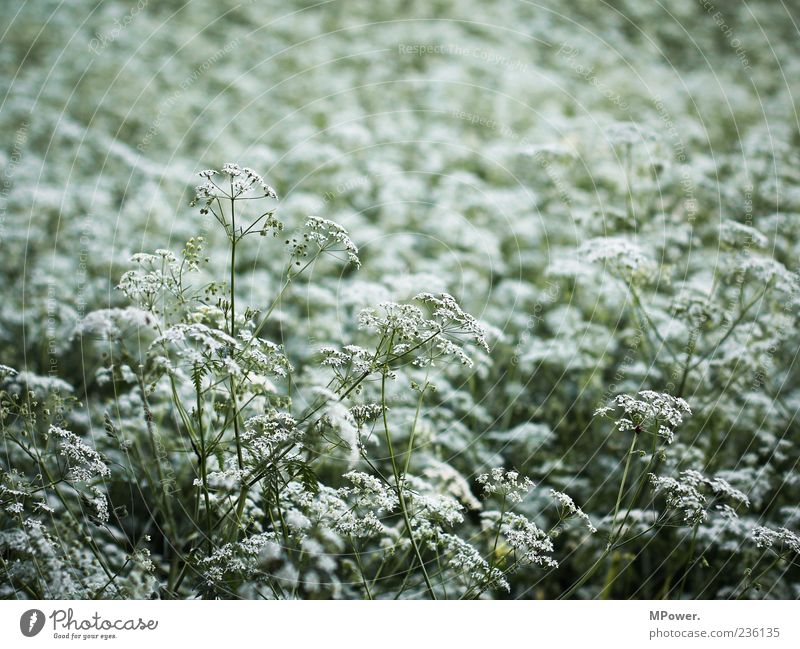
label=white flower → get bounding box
[477,468,534,504]
[423,461,481,511]
[5,502,24,514]
[50,426,110,482]
[579,236,656,284]
[438,532,509,592]
[221,162,242,177]
[199,532,278,584]
[597,391,691,441]
[190,163,279,206]
[550,489,596,533]
[649,469,749,526]
[296,216,360,268]
[752,526,800,555]
[241,411,301,463]
[0,364,18,378]
[500,513,558,568]
[75,307,156,339]
[319,345,374,375]
[82,487,109,525]
[342,471,398,511]
[34,501,55,514]
[720,220,768,249]
[358,293,488,368]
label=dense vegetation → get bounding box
[1,0,799,599]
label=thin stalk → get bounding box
[350,537,373,600]
[675,524,699,598]
[610,433,639,542]
[613,429,660,542]
[402,378,429,478]
[560,433,638,599]
[489,495,508,573]
[225,191,249,542]
[195,366,212,548]
[381,362,436,600]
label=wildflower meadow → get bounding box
[1,0,799,604]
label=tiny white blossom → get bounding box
[50,426,110,482]
[477,468,534,504]
[550,489,596,533]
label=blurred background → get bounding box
[3,1,797,347]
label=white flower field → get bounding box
[1,0,799,601]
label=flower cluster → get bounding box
[118,249,184,309]
[579,237,656,284]
[500,513,558,568]
[342,471,398,512]
[50,425,110,483]
[439,532,509,592]
[595,391,691,442]
[752,526,800,556]
[416,292,490,352]
[193,163,278,206]
[199,532,278,585]
[75,307,156,340]
[5,0,800,602]
[649,469,749,525]
[550,490,597,533]
[241,411,301,463]
[288,216,360,268]
[319,345,375,378]
[477,468,534,504]
[358,292,489,367]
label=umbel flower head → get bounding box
[594,390,691,443]
[477,468,533,504]
[189,163,283,240]
[49,425,110,483]
[649,469,749,526]
[358,292,489,368]
[752,526,800,556]
[287,216,360,268]
[579,236,656,285]
[191,163,278,207]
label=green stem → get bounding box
[614,429,660,543]
[610,433,639,543]
[381,362,436,600]
[402,378,429,478]
[350,537,373,600]
[229,192,237,339]
[489,495,507,573]
[675,525,699,598]
[560,433,638,599]
[195,367,212,549]
[227,192,248,541]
